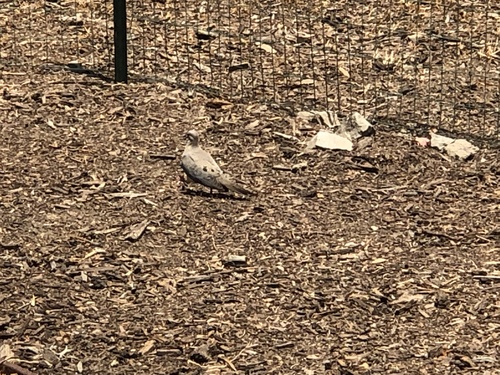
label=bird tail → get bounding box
[218,175,255,195]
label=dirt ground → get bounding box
[0,69,499,375]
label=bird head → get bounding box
[185,129,200,146]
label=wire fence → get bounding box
[1,0,499,141]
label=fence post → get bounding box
[113,0,128,83]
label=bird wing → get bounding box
[217,175,255,195]
[181,146,226,191]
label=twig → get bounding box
[150,154,176,160]
[0,360,38,375]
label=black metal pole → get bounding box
[113,0,128,83]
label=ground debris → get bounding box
[122,219,151,241]
[0,53,498,375]
[445,139,479,160]
[190,344,211,364]
[306,129,353,151]
[223,254,247,266]
[430,132,479,160]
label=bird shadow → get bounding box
[181,188,249,201]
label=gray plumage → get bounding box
[180,129,253,195]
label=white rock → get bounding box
[430,133,454,150]
[352,112,375,136]
[296,111,316,122]
[415,137,430,147]
[306,130,353,151]
[445,139,479,160]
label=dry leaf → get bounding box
[122,219,150,241]
[245,120,260,129]
[338,66,350,78]
[0,343,15,361]
[256,42,277,54]
[139,340,155,355]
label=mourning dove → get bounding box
[180,129,253,195]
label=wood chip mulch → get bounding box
[0,70,499,374]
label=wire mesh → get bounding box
[0,0,498,141]
[0,1,112,73]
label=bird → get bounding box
[180,129,254,195]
